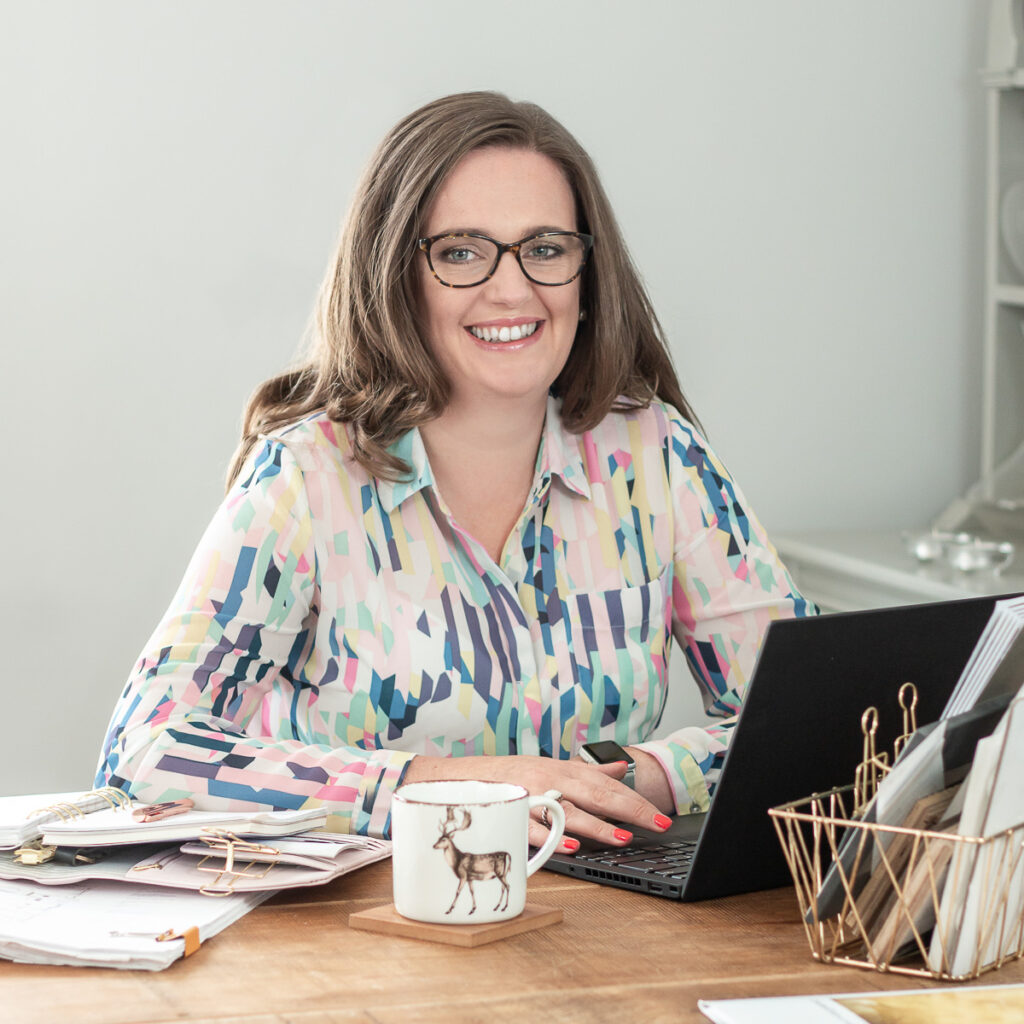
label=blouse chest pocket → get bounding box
[559,565,673,743]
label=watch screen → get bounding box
[585,740,630,763]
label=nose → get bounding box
[482,248,533,304]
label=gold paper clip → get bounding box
[852,682,922,815]
[853,706,890,816]
[893,681,919,759]
[194,829,279,896]
[130,848,182,872]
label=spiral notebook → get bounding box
[0,788,327,850]
[0,831,391,896]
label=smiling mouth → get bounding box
[467,321,540,343]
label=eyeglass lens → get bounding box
[427,233,587,286]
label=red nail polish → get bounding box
[613,828,632,843]
[654,814,672,830]
[561,838,580,852]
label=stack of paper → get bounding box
[941,595,1024,718]
[0,831,391,896]
[930,696,1024,974]
[0,877,271,969]
[0,790,386,970]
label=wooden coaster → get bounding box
[348,903,563,947]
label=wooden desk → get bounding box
[3,861,1023,1024]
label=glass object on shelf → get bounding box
[903,530,1015,573]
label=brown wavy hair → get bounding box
[227,91,697,487]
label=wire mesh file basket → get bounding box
[768,783,1024,981]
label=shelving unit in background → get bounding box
[777,12,1024,613]
[979,66,1024,493]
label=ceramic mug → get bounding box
[391,780,565,924]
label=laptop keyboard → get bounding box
[574,839,698,879]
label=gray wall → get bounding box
[1,1,986,795]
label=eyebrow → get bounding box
[429,225,575,239]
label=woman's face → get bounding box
[416,146,581,413]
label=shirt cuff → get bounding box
[633,726,729,815]
[347,749,417,838]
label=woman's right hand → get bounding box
[401,753,673,853]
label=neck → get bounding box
[419,392,548,476]
[417,394,549,563]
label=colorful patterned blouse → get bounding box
[96,397,814,836]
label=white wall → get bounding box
[0,1,987,795]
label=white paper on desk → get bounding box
[698,983,1024,1024]
[0,877,270,970]
[932,698,1024,975]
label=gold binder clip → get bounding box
[13,840,56,865]
[893,681,919,759]
[194,829,279,896]
[852,682,922,815]
[853,706,890,816]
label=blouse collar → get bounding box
[376,394,590,514]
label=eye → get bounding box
[522,240,565,261]
[435,240,488,264]
[441,247,476,263]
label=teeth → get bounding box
[469,321,538,343]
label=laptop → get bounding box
[543,592,1019,901]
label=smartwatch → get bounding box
[580,740,635,789]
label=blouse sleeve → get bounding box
[94,439,413,837]
[632,411,817,813]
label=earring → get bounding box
[578,309,587,322]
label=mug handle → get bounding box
[525,789,566,877]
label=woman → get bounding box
[96,92,815,852]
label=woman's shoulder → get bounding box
[252,411,369,486]
[262,411,354,461]
[586,398,704,451]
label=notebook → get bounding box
[543,592,1022,902]
[0,788,327,850]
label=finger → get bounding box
[527,818,579,855]
[557,804,635,847]
[561,769,671,839]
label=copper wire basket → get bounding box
[769,784,1024,981]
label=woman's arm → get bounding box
[631,410,817,814]
[95,437,671,845]
[403,751,672,848]
[95,439,413,836]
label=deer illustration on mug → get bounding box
[433,805,512,915]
